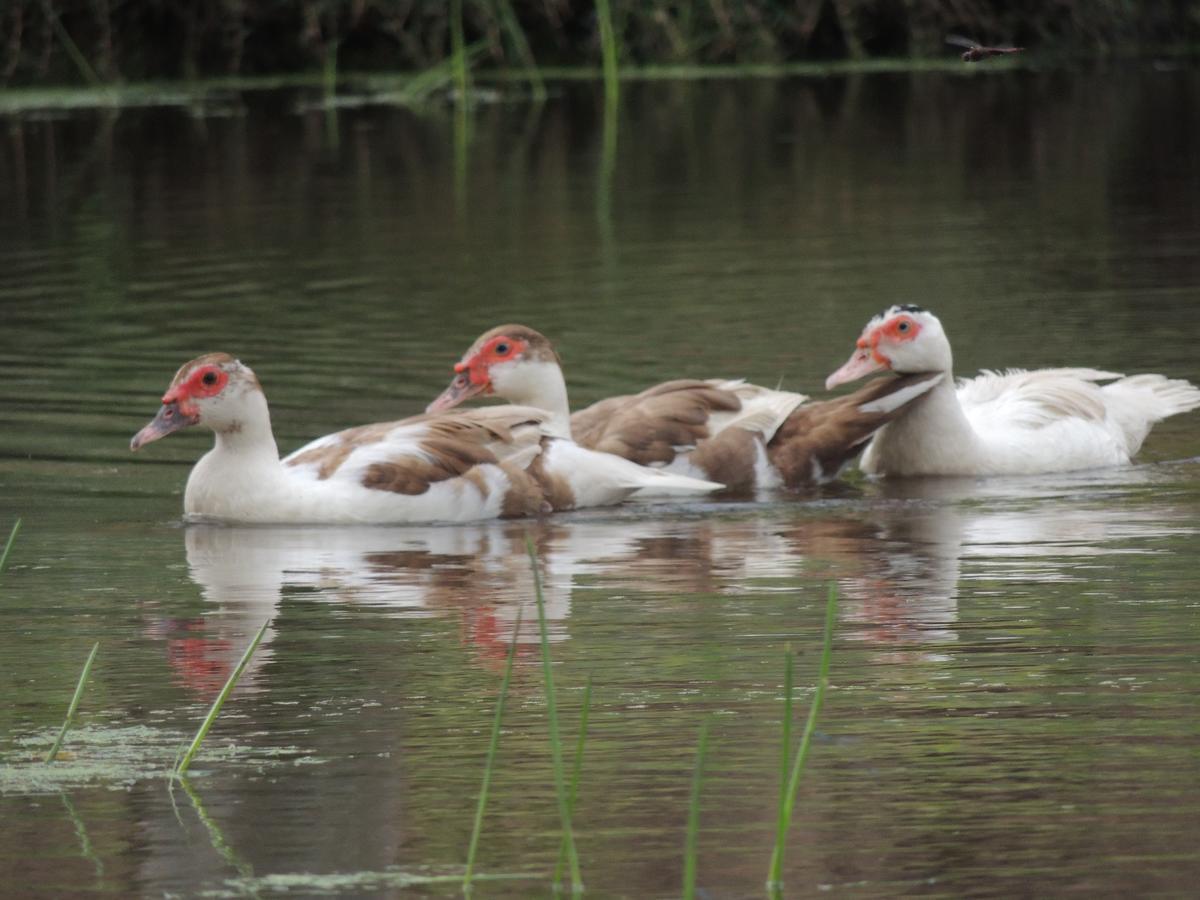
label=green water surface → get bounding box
[1,68,1199,897]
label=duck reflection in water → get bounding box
[159,467,1194,695]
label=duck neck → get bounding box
[869,367,979,473]
[510,361,573,439]
[208,393,281,465]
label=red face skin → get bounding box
[426,335,529,413]
[130,364,229,450]
[825,314,922,389]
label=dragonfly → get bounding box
[946,35,1024,63]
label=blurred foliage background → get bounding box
[2,1,1199,86]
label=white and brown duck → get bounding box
[826,305,1200,475]
[130,353,722,525]
[426,324,944,490]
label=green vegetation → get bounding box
[768,585,837,891]
[553,676,592,889]
[0,518,21,573]
[683,717,710,900]
[463,608,522,890]
[44,642,100,762]
[174,618,271,777]
[526,536,583,893]
[2,2,1196,87]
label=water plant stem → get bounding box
[38,0,100,85]
[491,0,545,100]
[553,675,593,887]
[595,0,620,105]
[45,642,100,762]
[525,536,582,892]
[175,618,271,777]
[450,0,469,103]
[464,607,524,889]
[0,518,20,573]
[683,717,710,900]
[767,585,837,890]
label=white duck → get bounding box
[427,324,944,490]
[130,353,721,525]
[825,305,1200,476]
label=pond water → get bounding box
[1,66,1199,897]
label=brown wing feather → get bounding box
[768,373,941,487]
[286,407,549,504]
[570,380,743,467]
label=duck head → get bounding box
[427,324,562,413]
[131,353,262,450]
[826,305,952,389]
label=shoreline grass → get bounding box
[463,607,523,890]
[553,675,592,888]
[174,618,271,777]
[1,518,21,573]
[767,585,837,890]
[595,0,620,106]
[683,717,710,900]
[526,536,582,893]
[45,642,100,763]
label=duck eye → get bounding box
[897,321,910,333]
[201,370,218,386]
[495,343,510,356]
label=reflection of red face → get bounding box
[459,606,536,672]
[159,619,234,697]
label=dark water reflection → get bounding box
[2,67,1200,896]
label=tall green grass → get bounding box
[767,585,837,890]
[463,608,523,889]
[595,0,621,106]
[553,676,592,888]
[683,717,710,900]
[450,0,470,103]
[525,536,582,893]
[175,618,271,777]
[45,642,100,762]
[492,0,545,100]
[1,518,21,573]
[5,2,1195,88]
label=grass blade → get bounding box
[450,0,470,103]
[175,618,271,777]
[767,585,837,890]
[464,606,524,889]
[772,647,794,872]
[45,642,100,762]
[178,775,255,879]
[525,536,582,892]
[553,675,593,887]
[683,717,710,900]
[595,0,620,105]
[491,0,545,100]
[37,0,100,85]
[1,517,21,573]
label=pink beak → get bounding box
[130,401,199,450]
[426,371,488,414]
[826,347,888,390]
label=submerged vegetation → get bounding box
[1,1,1197,87]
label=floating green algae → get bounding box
[1,725,318,794]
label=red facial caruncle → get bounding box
[454,334,529,393]
[163,364,229,415]
[858,314,921,365]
